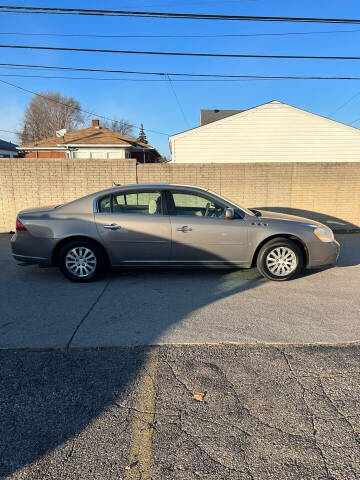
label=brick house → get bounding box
[17,119,162,162]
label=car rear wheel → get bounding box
[58,240,106,282]
[256,238,303,281]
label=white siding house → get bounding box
[169,100,360,163]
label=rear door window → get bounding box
[98,191,163,215]
[98,195,111,213]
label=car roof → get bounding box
[91,183,210,196]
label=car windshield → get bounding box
[205,189,255,216]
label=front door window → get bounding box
[171,192,226,218]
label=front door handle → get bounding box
[104,224,121,230]
[176,226,192,232]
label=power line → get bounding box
[0,128,18,135]
[0,73,268,82]
[134,0,258,7]
[3,63,360,81]
[0,78,169,136]
[349,115,360,124]
[2,6,360,24]
[3,44,360,61]
[5,71,360,82]
[2,28,360,39]
[166,74,190,125]
[328,90,360,117]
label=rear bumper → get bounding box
[10,232,54,265]
[12,253,50,265]
[306,239,340,269]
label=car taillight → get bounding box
[16,218,27,231]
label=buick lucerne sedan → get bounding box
[11,184,340,282]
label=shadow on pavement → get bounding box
[0,229,264,478]
[336,233,360,267]
[1,228,359,478]
[255,206,360,232]
[0,348,145,479]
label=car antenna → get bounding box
[113,181,121,186]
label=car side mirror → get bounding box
[225,208,235,219]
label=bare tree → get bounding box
[18,91,84,144]
[102,117,134,137]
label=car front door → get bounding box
[167,190,248,266]
[94,189,171,266]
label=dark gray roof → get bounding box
[0,138,18,152]
[200,109,243,126]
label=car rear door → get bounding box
[167,190,248,266]
[94,189,171,266]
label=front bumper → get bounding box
[306,239,340,269]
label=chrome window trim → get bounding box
[93,186,250,218]
[95,211,166,218]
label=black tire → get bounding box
[256,238,303,282]
[58,240,107,282]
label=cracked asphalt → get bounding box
[1,344,360,479]
[1,233,360,479]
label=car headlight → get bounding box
[313,226,334,242]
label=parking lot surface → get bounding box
[0,233,359,349]
[2,234,360,480]
[2,344,360,479]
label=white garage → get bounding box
[169,100,360,163]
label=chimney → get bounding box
[92,118,100,128]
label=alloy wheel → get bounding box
[265,246,298,277]
[65,247,97,278]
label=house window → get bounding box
[91,151,106,159]
[108,151,125,159]
[74,151,89,159]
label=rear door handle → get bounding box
[176,226,192,232]
[104,224,121,230]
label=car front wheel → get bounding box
[58,240,106,282]
[256,238,303,281]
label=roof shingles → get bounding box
[19,125,157,152]
[0,139,18,152]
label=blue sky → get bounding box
[1,0,360,155]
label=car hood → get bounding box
[255,209,323,227]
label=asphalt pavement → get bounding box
[0,233,359,349]
[1,233,360,479]
[1,344,360,479]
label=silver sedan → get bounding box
[11,184,340,282]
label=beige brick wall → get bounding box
[139,162,360,228]
[0,158,136,232]
[0,158,359,232]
